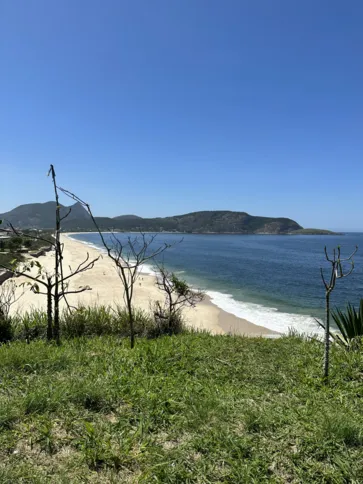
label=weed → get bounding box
[1,334,363,481]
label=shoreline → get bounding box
[65,234,278,336]
[62,231,341,236]
[11,234,277,337]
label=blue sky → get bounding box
[1,0,362,230]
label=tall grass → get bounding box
[1,334,363,481]
[11,309,48,341]
[4,304,186,343]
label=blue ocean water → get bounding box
[69,232,363,334]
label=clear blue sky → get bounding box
[1,0,362,230]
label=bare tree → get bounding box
[154,263,204,325]
[0,280,23,321]
[0,165,100,344]
[319,245,358,379]
[0,280,24,342]
[109,233,171,347]
[54,187,171,348]
[0,233,99,344]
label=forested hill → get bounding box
[0,203,318,233]
[98,210,302,234]
[0,202,89,229]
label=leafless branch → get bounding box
[0,264,49,289]
[320,268,328,290]
[59,253,100,286]
[340,245,358,262]
[0,280,24,319]
[339,260,355,278]
[59,286,91,297]
[60,207,72,222]
[56,184,177,348]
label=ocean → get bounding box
[69,232,363,335]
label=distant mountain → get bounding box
[113,215,143,221]
[0,202,334,234]
[0,202,90,229]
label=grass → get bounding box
[8,305,185,343]
[1,333,363,482]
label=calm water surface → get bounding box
[70,233,363,334]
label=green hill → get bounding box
[0,202,90,229]
[1,202,335,234]
[60,210,302,234]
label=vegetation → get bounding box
[0,233,53,253]
[0,231,54,269]
[51,184,172,348]
[319,245,357,379]
[1,203,317,234]
[0,201,90,229]
[292,228,339,235]
[0,165,360,481]
[154,265,204,336]
[1,333,363,481]
[331,299,363,349]
[0,167,100,344]
[0,252,25,268]
[2,305,181,343]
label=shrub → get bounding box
[62,305,155,339]
[0,315,13,343]
[8,236,23,252]
[12,309,48,342]
[114,305,155,337]
[62,305,115,337]
[331,300,363,350]
[151,302,185,338]
[24,239,33,249]
[3,304,186,343]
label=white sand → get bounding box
[11,235,276,336]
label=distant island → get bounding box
[291,228,340,235]
[0,202,338,235]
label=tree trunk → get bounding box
[127,297,135,349]
[54,295,60,345]
[47,287,53,341]
[168,293,173,317]
[323,291,330,379]
[50,165,61,345]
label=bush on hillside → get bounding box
[331,300,363,350]
[6,304,184,342]
[0,315,13,343]
[11,310,48,342]
[151,301,185,338]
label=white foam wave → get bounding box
[67,236,108,255]
[68,235,323,336]
[139,263,157,276]
[207,290,323,336]
[69,236,158,275]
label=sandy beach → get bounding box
[11,234,276,336]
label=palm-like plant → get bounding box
[331,299,363,349]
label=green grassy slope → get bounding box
[1,334,363,482]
